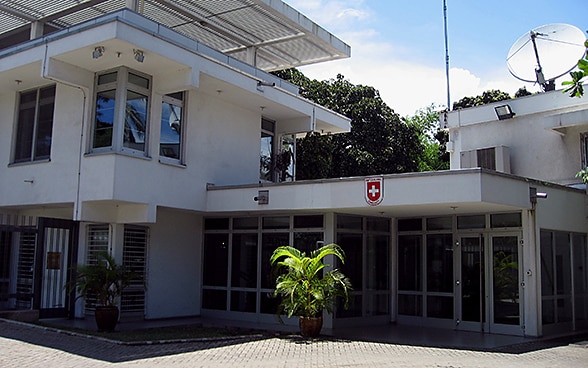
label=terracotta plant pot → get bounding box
[94,306,119,332]
[299,316,323,337]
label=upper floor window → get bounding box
[160,92,184,162]
[581,132,588,169]
[13,85,56,163]
[260,118,275,182]
[92,67,151,155]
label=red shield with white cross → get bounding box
[365,177,383,206]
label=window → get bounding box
[160,92,184,161]
[581,132,588,169]
[92,68,150,154]
[276,135,295,182]
[260,118,275,182]
[202,215,325,315]
[13,85,56,163]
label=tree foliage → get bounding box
[273,69,422,179]
[562,39,588,98]
[452,89,512,110]
[270,243,351,318]
[403,105,449,171]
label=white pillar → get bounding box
[30,21,43,39]
[522,208,541,337]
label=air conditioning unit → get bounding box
[460,146,510,174]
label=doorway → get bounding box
[455,233,522,335]
[35,218,78,319]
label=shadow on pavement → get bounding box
[0,319,269,363]
[2,319,588,363]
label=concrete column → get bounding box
[246,46,257,67]
[522,208,540,337]
[30,21,43,39]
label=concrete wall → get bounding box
[1,74,262,215]
[446,90,588,185]
[146,207,202,319]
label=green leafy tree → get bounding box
[403,104,449,171]
[453,89,512,109]
[273,69,421,179]
[514,87,533,98]
[561,37,588,180]
[562,38,588,98]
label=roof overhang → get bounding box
[205,169,584,217]
[0,0,350,72]
[0,10,350,134]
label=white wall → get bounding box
[446,91,588,185]
[0,84,83,210]
[0,76,263,216]
[145,207,202,319]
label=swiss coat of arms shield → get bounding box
[365,177,383,206]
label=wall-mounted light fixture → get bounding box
[92,46,105,59]
[133,49,144,63]
[495,104,515,120]
[256,80,275,92]
[530,187,548,205]
[254,190,269,205]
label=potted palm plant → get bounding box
[270,243,352,337]
[67,251,137,332]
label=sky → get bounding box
[286,0,587,116]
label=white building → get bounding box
[0,1,586,338]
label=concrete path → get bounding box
[1,319,587,367]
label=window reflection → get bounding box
[160,92,183,160]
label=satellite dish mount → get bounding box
[507,24,586,92]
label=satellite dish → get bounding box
[507,23,586,91]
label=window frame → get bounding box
[91,67,151,157]
[580,132,588,169]
[12,85,56,164]
[260,118,275,182]
[159,91,186,164]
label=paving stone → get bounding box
[1,319,587,368]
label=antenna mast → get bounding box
[443,0,450,110]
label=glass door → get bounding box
[456,235,488,332]
[490,234,522,335]
[456,233,522,335]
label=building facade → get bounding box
[0,1,586,338]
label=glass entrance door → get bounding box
[490,234,521,335]
[456,235,487,332]
[456,234,522,335]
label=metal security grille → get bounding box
[121,226,148,314]
[16,232,36,309]
[0,231,11,308]
[84,224,109,312]
[40,227,70,309]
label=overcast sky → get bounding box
[287,0,587,116]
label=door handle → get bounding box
[455,280,460,286]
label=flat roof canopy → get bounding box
[0,0,350,71]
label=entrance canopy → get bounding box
[0,0,350,71]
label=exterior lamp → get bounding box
[92,46,105,59]
[495,104,515,120]
[133,49,144,63]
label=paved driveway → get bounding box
[1,319,587,367]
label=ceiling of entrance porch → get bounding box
[0,0,350,72]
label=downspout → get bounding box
[42,41,88,222]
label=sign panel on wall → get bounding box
[365,177,383,206]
